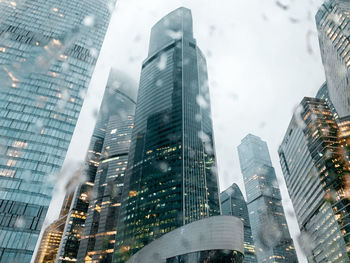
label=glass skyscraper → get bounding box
[56,70,137,263]
[221,183,257,263]
[0,1,115,262]
[279,97,350,262]
[34,190,74,263]
[237,134,298,263]
[76,100,135,262]
[113,7,220,262]
[316,0,350,118]
[316,82,339,120]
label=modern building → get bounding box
[34,190,74,263]
[316,82,339,120]
[56,70,137,263]
[316,0,350,118]
[279,97,350,262]
[76,113,135,262]
[126,216,244,263]
[0,0,116,261]
[221,184,257,263]
[237,134,298,263]
[113,7,220,262]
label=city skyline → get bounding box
[41,2,328,263]
[14,2,340,263]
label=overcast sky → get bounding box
[44,0,327,262]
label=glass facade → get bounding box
[221,184,257,263]
[113,7,220,262]
[316,82,339,120]
[0,1,115,262]
[316,0,350,118]
[34,191,74,263]
[56,70,136,263]
[279,97,350,262]
[166,250,244,263]
[237,134,298,263]
[76,114,135,262]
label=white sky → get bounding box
[44,0,327,262]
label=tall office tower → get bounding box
[237,134,298,263]
[279,97,350,262]
[0,1,116,262]
[113,7,220,262]
[316,82,339,120]
[221,183,257,263]
[76,114,135,262]
[56,71,137,263]
[34,190,74,263]
[316,0,350,118]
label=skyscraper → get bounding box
[221,183,257,263]
[34,190,74,263]
[56,70,137,263]
[316,0,350,118]
[316,82,339,120]
[0,1,116,261]
[114,7,220,262]
[279,97,350,262]
[76,109,135,262]
[237,134,298,263]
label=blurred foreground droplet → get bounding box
[83,15,95,27]
[258,215,282,248]
[297,231,315,257]
[157,53,167,70]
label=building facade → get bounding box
[113,7,220,262]
[237,134,298,263]
[56,70,137,263]
[279,97,350,262]
[126,216,244,263]
[34,190,74,263]
[316,0,350,118]
[316,82,339,120]
[0,0,116,261]
[221,183,257,263]
[76,114,135,262]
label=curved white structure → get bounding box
[126,216,244,263]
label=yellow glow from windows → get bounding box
[129,191,137,197]
[13,141,27,148]
[6,159,17,167]
[120,246,130,253]
[0,169,15,177]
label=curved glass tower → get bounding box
[114,7,220,262]
[0,1,116,262]
[56,70,137,263]
[279,97,350,262]
[75,82,136,262]
[316,0,350,118]
[221,183,257,263]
